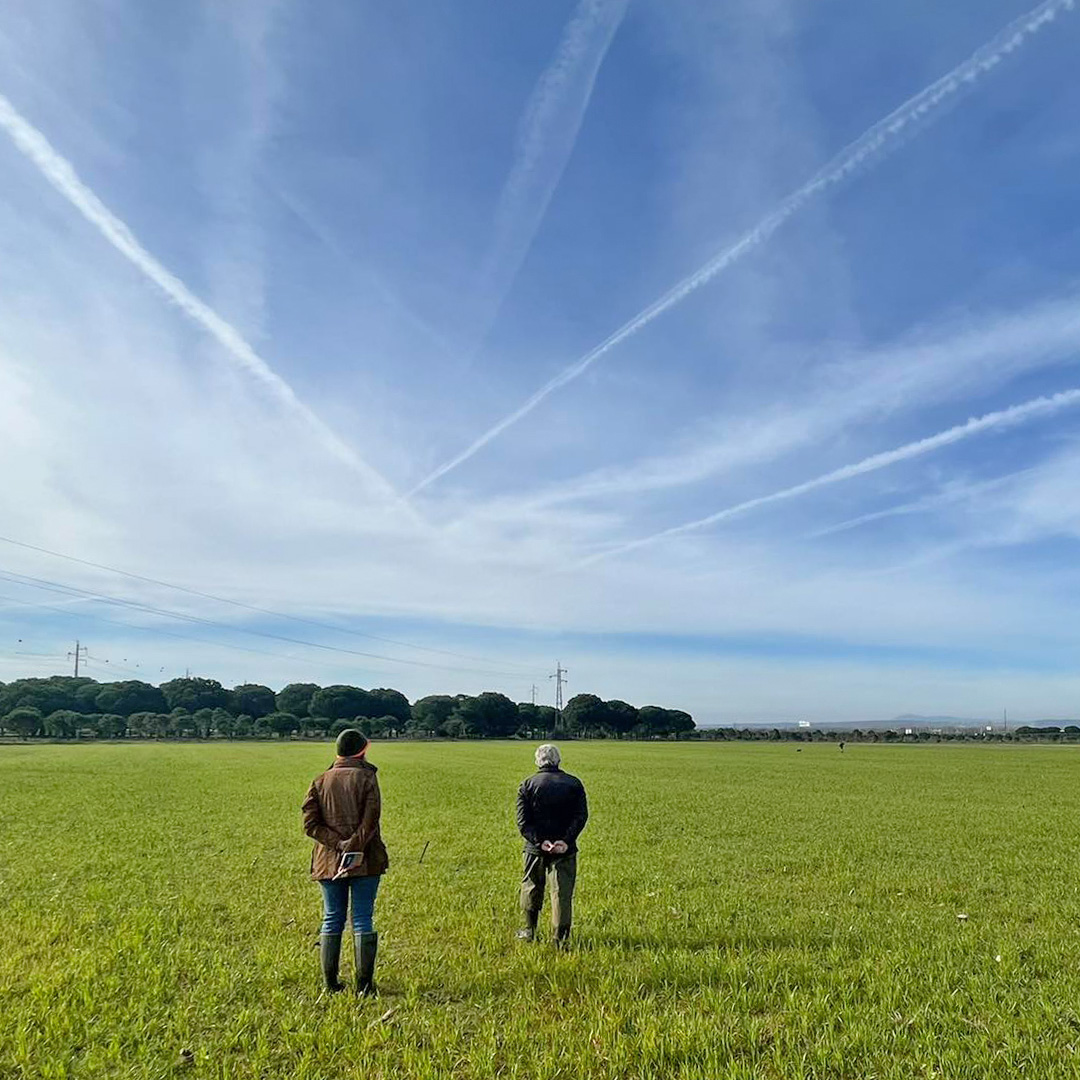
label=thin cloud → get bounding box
[516,291,1080,509]
[455,290,1080,534]
[0,91,398,500]
[475,0,630,334]
[581,385,1080,564]
[411,0,1076,496]
[806,471,1035,539]
[274,184,461,359]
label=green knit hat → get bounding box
[335,728,369,757]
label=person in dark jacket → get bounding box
[516,744,588,944]
[301,729,389,995]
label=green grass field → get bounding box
[3,741,1080,1079]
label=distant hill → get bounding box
[721,715,1080,731]
[889,714,989,729]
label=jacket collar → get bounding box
[332,756,375,772]
[538,764,561,773]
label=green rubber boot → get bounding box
[355,932,378,996]
[320,933,345,993]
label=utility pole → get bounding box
[67,639,87,678]
[549,661,567,736]
[530,684,538,706]
[1003,707,1007,735]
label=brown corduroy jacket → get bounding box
[301,757,389,881]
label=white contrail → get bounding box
[804,470,1031,538]
[579,386,1080,565]
[411,0,1076,496]
[0,92,397,499]
[475,0,629,331]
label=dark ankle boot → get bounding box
[554,925,571,948]
[355,932,378,996]
[320,933,344,992]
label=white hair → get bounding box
[535,743,561,768]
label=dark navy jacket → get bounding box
[516,765,589,855]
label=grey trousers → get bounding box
[520,852,577,931]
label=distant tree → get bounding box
[303,714,333,737]
[75,682,103,713]
[562,694,608,737]
[6,706,42,738]
[126,711,156,738]
[441,715,468,739]
[44,710,80,739]
[516,703,557,737]
[276,683,320,718]
[265,711,299,738]
[310,685,373,721]
[666,709,695,738]
[169,711,199,738]
[450,692,519,737]
[231,684,277,719]
[76,713,103,737]
[0,676,95,718]
[161,677,230,713]
[364,716,392,738]
[95,680,165,717]
[191,709,215,738]
[211,707,235,738]
[410,695,458,735]
[233,714,255,738]
[605,699,639,737]
[635,706,670,738]
[367,688,411,725]
[98,713,127,739]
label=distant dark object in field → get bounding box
[419,840,430,864]
[796,748,802,752]
[839,742,845,752]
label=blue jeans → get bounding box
[319,875,380,935]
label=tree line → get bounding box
[0,676,696,741]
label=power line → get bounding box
[0,590,319,670]
[0,534,539,675]
[82,653,147,680]
[0,570,539,682]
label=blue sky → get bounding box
[2,0,1080,723]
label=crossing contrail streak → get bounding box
[579,385,1080,565]
[476,0,629,333]
[410,0,1076,497]
[0,92,397,500]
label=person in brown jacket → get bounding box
[301,729,389,995]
